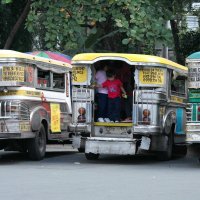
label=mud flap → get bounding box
[72,135,81,149]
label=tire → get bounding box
[78,138,86,153]
[156,132,173,161]
[78,147,85,153]
[173,145,187,156]
[28,124,46,161]
[85,153,99,160]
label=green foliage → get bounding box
[26,0,173,55]
[1,0,12,4]
[180,30,200,58]
[0,0,32,51]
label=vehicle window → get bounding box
[37,69,50,88]
[171,74,186,96]
[53,73,65,90]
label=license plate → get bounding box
[19,122,31,132]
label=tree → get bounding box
[26,0,172,56]
[156,0,199,64]
[179,4,200,59]
[0,0,32,51]
[3,0,32,49]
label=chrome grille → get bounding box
[134,89,166,125]
[186,103,200,122]
[0,100,30,133]
[186,103,192,122]
[0,100,30,120]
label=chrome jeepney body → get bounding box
[186,52,200,143]
[71,53,188,160]
[0,50,72,160]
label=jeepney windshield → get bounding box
[0,63,34,87]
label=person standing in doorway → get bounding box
[95,64,110,122]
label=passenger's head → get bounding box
[106,69,116,80]
[96,63,108,71]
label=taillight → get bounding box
[143,109,150,125]
[198,106,200,121]
[77,107,86,122]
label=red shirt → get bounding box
[102,79,122,98]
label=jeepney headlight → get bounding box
[77,107,86,123]
[3,88,8,93]
[142,109,150,125]
[6,105,19,112]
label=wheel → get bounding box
[78,147,85,153]
[28,124,46,160]
[85,153,99,160]
[78,138,86,153]
[173,145,187,156]
[156,132,173,161]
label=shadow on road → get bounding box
[0,144,199,167]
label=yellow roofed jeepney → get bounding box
[185,52,200,143]
[71,53,188,160]
[0,50,72,160]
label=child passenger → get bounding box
[99,69,126,123]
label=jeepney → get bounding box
[71,53,188,160]
[0,50,72,160]
[186,51,200,143]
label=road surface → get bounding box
[0,144,200,200]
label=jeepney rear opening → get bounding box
[71,60,135,124]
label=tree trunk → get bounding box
[170,19,185,65]
[168,0,185,65]
[3,0,32,49]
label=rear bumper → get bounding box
[133,125,161,135]
[85,137,137,155]
[69,123,90,133]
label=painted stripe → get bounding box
[192,104,197,121]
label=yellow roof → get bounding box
[72,53,187,72]
[0,50,72,68]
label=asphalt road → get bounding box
[0,144,200,200]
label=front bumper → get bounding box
[0,131,35,139]
[186,123,200,143]
[0,119,34,139]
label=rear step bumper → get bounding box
[85,137,137,155]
